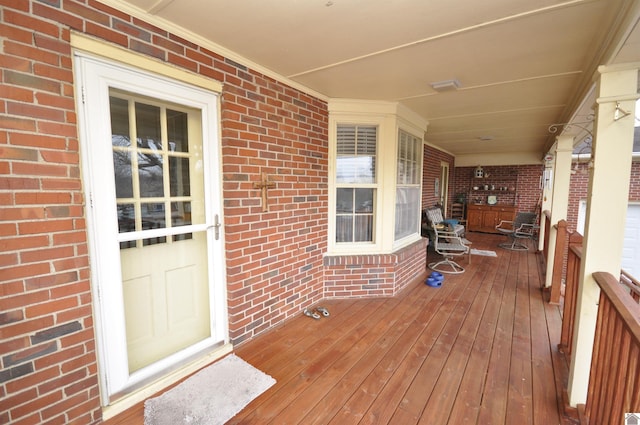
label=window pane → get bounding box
[355,188,373,213]
[113,150,133,199]
[110,97,130,145]
[141,202,166,230]
[336,188,354,213]
[354,215,373,242]
[170,157,191,197]
[171,201,192,227]
[167,109,189,152]
[395,187,420,240]
[397,130,421,185]
[117,203,136,233]
[110,96,134,198]
[335,188,374,243]
[395,130,422,241]
[337,156,375,183]
[141,202,166,246]
[138,152,164,198]
[337,125,376,184]
[136,102,165,196]
[336,216,353,243]
[136,102,162,149]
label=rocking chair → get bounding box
[496,212,538,251]
[428,225,471,274]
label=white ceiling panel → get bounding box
[102,0,640,160]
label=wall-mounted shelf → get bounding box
[468,168,518,206]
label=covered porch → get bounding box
[107,233,578,424]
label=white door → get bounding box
[75,53,227,403]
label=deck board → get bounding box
[103,233,577,425]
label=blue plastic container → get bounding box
[426,277,442,287]
[430,271,444,283]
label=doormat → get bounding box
[470,248,498,257]
[144,354,276,425]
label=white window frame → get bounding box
[335,124,379,244]
[328,100,427,255]
[394,129,423,243]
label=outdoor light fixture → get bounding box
[614,101,631,121]
[430,79,461,92]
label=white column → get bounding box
[567,65,638,407]
[544,135,574,288]
[538,154,554,252]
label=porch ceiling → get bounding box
[102,0,640,162]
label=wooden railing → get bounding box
[549,220,568,304]
[620,270,640,303]
[584,272,640,424]
[549,219,640,423]
[558,230,583,358]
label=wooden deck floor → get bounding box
[105,233,576,425]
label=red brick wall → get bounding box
[323,238,428,298]
[0,0,327,422]
[0,2,101,424]
[453,164,543,214]
[422,144,455,210]
[221,71,328,344]
[630,162,640,202]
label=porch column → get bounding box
[543,135,574,288]
[567,65,638,407]
[538,160,553,252]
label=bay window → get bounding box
[395,130,422,241]
[336,125,377,243]
[328,100,428,255]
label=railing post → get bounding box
[560,231,583,357]
[584,272,640,424]
[549,220,568,304]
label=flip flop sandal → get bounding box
[303,308,321,320]
[316,307,330,317]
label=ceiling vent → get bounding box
[430,79,461,92]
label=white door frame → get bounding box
[74,51,229,405]
[440,161,450,214]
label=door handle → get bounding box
[213,214,222,240]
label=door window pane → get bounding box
[110,90,205,248]
[111,97,134,198]
[171,201,192,227]
[138,153,164,198]
[167,109,189,153]
[136,102,162,149]
[170,157,191,197]
[113,151,133,199]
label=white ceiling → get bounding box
[102,0,640,164]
